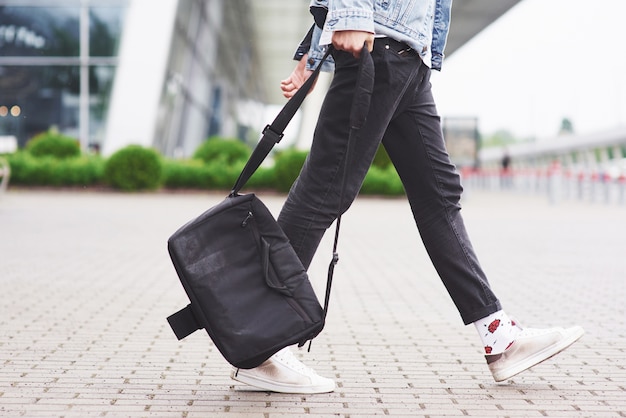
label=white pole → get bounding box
[79,0,90,151]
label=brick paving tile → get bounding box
[1,190,625,417]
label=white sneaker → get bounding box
[230,347,335,394]
[486,325,585,382]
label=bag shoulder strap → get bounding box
[230,47,333,196]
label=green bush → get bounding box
[372,144,392,169]
[161,158,249,191]
[7,152,104,187]
[6,141,407,194]
[273,149,308,192]
[205,161,246,190]
[104,145,162,191]
[193,137,251,165]
[361,165,404,196]
[26,131,81,159]
[246,166,276,190]
[162,159,212,189]
[56,156,105,186]
[7,152,55,185]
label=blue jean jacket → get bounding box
[300,0,452,72]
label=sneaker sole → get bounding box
[492,326,585,382]
[230,369,335,394]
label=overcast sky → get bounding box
[431,0,626,140]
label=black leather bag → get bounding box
[166,46,374,369]
[167,193,325,368]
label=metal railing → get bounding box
[462,165,626,205]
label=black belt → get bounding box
[375,37,417,56]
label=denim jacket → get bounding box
[296,0,452,72]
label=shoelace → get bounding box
[274,349,317,377]
[518,327,559,338]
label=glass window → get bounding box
[0,2,127,148]
[89,65,116,147]
[0,6,80,57]
[89,6,125,57]
[0,65,80,145]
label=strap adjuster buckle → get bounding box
[262,124,284,143]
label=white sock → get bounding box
[473,310,521,355]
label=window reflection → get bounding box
[0,66,80,141]
[90,7,124,57]
[0,6,80,57]
[89,66,116,145]
[0,2,126,148]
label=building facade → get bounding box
[0,0,266,157]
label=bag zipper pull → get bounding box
[241,211,253,227]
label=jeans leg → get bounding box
[382,66,501,325]
[278,46,421,269]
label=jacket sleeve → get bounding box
[304,24,335,72]
[324,0,375,34]
[292,24,315,62]
[294,0,376,72]
[431,0,452,71]
[291,23,335,72]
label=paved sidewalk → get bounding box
[1,189,624,417]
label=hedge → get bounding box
[7,152,104,187]
[6,136,405,195]
[193,137,250,165]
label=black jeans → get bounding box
[277,40,501,325]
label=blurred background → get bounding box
[1,0,625,191]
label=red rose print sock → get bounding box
[473,310,521,355]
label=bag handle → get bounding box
[230,47,333,196]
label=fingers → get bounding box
[281,83,297,98]
[280,77,293,89]
[365,36,374,52]
[332,31,374,58]
[280,76,298,98]
[280,68,315,99]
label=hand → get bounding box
[280,54,316,99]
[331,30,374,58]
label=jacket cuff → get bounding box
[431,52,444,71]
[305,25,335,72]
[293,24,315,61]
[325,8,374,33]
